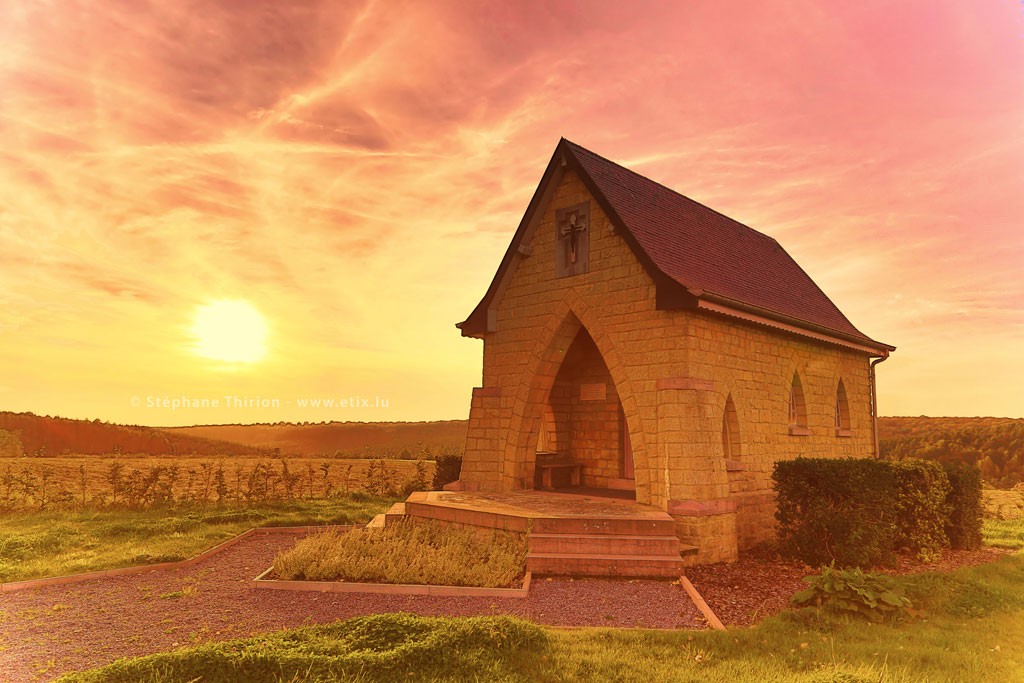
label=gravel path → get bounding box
[0,531,702,682]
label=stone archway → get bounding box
[500,292,654,505]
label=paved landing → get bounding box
[408,490,673,521]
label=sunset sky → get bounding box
[1,0,1021,426]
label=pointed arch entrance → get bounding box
[501,301,652,503]
[536,327,633,492]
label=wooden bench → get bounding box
[536,460,582,490]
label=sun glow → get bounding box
[191,300,269,364]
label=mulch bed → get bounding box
[687,548,810,627]
[884,547,1011,576]
[688,546,1013,627]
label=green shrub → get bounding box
[774,457,958,567]
[791,564,912,622]
[401,459,430,496]
[365,459,399,496]
[431,450,463,490]
[774,458,899,567]
[272,518,528,588]
[942,461,983,549]
[891,459,950,561]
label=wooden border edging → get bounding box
[678,575,726,630]
[0,525,354,594]
[251,570,533,599]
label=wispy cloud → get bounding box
[0,0,1021,423]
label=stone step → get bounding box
[679,543,700,558]
[528,533,681,556]
[385,502,406,524]
[530,516,677,536]
[403,500,531,533]
[365,513,386,529]
[526,552,687,578]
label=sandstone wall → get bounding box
[458,168,877,563]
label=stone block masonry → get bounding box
[457,160,883,565]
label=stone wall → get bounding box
[458,167,878,563]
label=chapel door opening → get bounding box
[534,327,635,496]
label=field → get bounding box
[0,496,393,583]
[0,455,433,511]
[984,488,1024,550]
[163,420,467,457]
[984,487,1024,520]
[0,411,264,457]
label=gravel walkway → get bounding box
[0,531,702,682]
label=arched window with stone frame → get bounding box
[722,394,743,472]
[835,379,851,436]
[789,372,808,435]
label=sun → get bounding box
[191,300,269,363]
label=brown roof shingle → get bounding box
[460,138,892,353]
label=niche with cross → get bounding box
[555,201,590,278]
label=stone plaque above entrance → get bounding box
[555,201,590,277]
[579,382,607,401]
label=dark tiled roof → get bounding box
[459,138,891,352]
[563,140,883,347]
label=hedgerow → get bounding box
[773,457,983,567]
[942,461,984,549]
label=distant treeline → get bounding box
[879,417,1024,489]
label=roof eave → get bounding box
[690,291,895,355]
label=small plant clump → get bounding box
[431,447,463,490]
[273,519,528,589]
[791,564,912,622]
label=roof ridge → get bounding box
[562,139,779,246]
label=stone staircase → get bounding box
[366,502,407,529]
[381,491,696,578]
[526,516,696,577]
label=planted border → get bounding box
[271,520,529,589]
[252,566,533,598]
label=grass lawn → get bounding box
[0,494,395,583]
[983,519,1024,551]
[55,547,1024,682]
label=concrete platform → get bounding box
[401,490,696,578]
[405,490,670,521]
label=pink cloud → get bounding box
[0,0,1021,423]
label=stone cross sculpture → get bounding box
[560,210,587,264]
[555,201,590,278]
